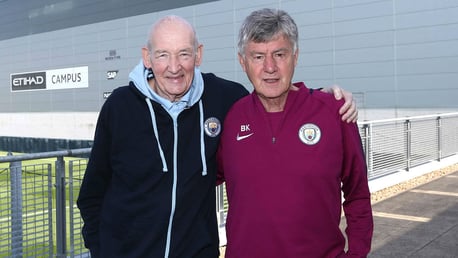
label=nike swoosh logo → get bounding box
[236,133,254,141]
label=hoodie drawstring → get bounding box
[145,97,207,177]
[199,100,207,176]
[145,98,168,172]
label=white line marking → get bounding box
[372,211,431,222]
[410,189,458,197]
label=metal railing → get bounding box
[0,149,90,258]
[0,112,457,257]
[359,112,458,179]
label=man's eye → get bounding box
[156,53,168,59]
[180,53,191,58]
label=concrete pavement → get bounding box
[368,170,458,257]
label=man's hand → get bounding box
[321,85,358,123]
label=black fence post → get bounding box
[55,156,67,258]
[9,152,23,258]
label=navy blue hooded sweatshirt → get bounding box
[77,62,248,258]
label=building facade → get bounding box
[1,0,458,140]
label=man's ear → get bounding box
[142,47,152,68]
[195,44,204,66]
[238,53,247,72]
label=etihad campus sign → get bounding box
[10,66,88,92]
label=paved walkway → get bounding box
[368,170,458,257]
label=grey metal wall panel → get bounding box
[396,23,458,44]
[397,74,458,91]
[335,31,394,50]
[300,23,333,40]
[301,38,333,53]
[365,90,397,108]
[334,61,395,80]
[395,0,457,13]
[300,51,334,67]
[335,46,394,64]
[396,6,458,29]
[298,65,334,82]
[334,16,394,36]
[396,89,458,108]
[292,9,332,26]
[333,1,393,21]
[1,0,458,113]
[282,0,332,12]
[397,41,458,59]
[397,57,458,76]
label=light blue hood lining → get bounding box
[128,60,207,176]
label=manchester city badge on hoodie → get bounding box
[298,123,321,145]
[204,117,221,137]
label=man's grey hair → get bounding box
[237,8,298,57]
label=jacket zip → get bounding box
[164,119,178,258]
